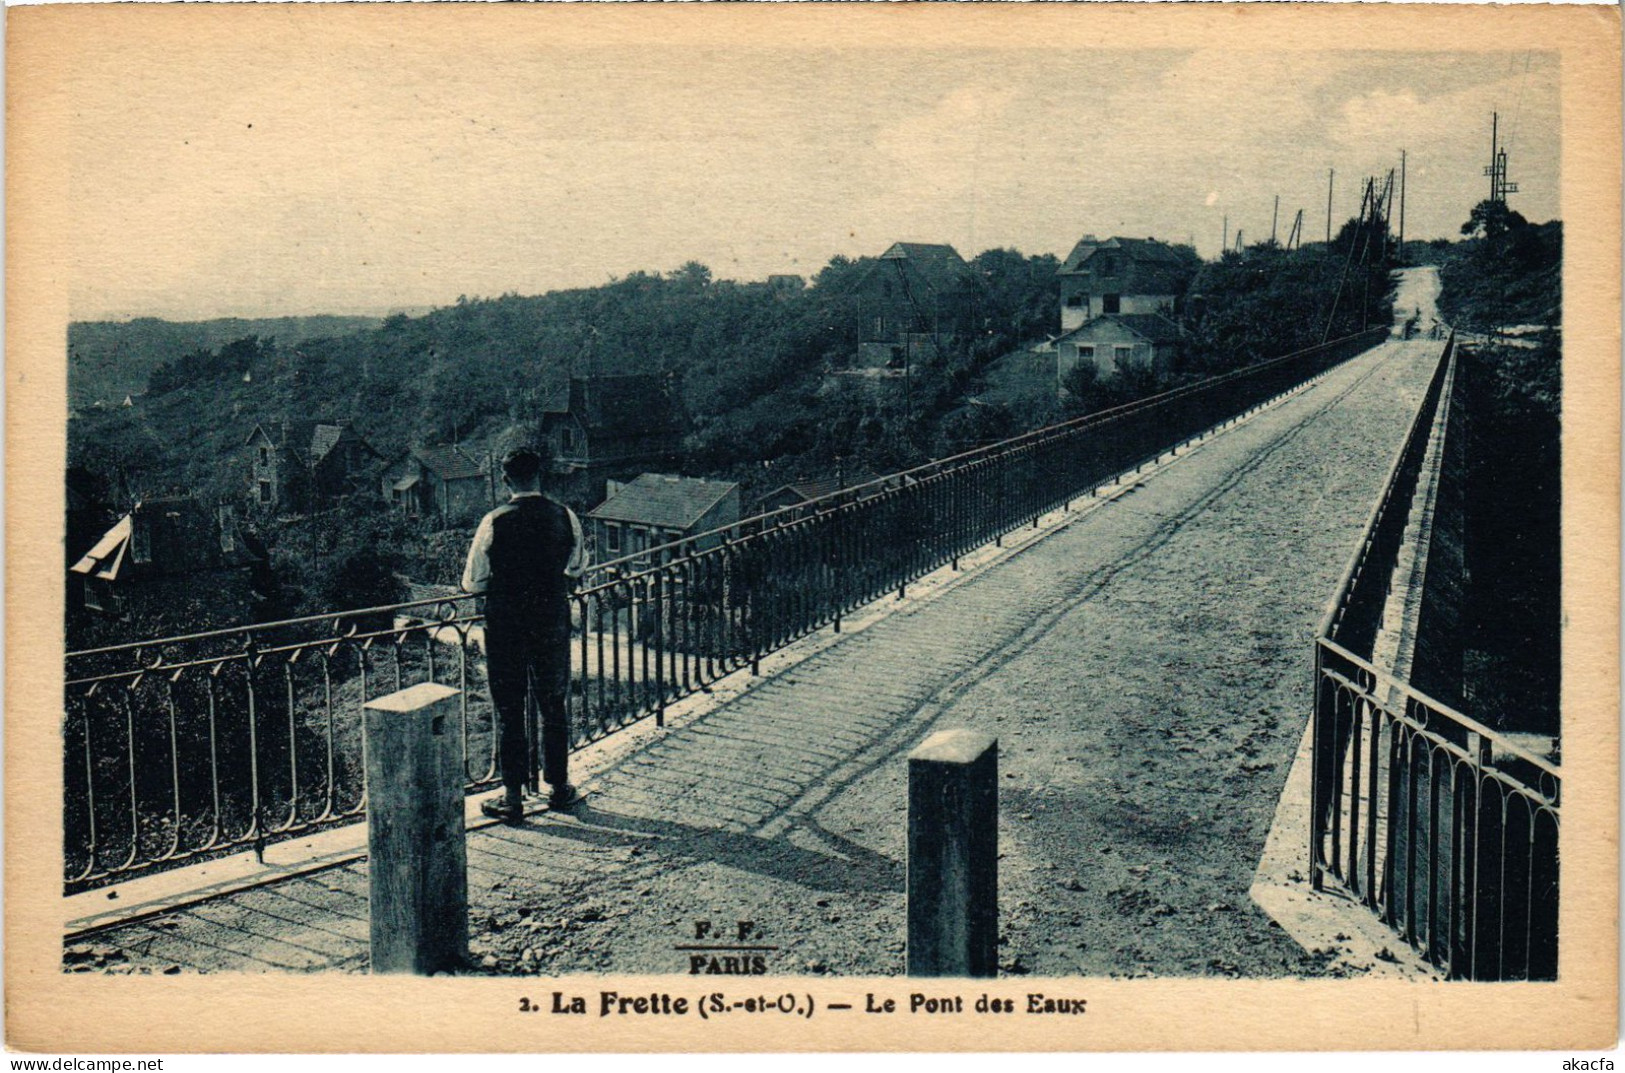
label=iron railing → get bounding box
[65,327,1388,892]
[1310,332,1561,979]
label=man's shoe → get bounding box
[547,784,582,811]
[480,794,525,825]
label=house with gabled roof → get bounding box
[246,419,381,514]
[1057,236,1199,333]
[69,497,269,630]
[587,473,740,565]
[380,445,492,525]
[754,466,884,516]
[540,374,683,481]
[1056,312,1185,389]
[851,242,981,367]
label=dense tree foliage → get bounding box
[1439,203,1560,331]
[1438,204,1562,737]
[147,335,275,396]
[1183,227,1394,378]
[1059,360,1163,418]
[69,315,383,407]
[71,249,1065,515]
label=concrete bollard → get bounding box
[363,681,468,974]
[907,729,997,977]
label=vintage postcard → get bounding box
[6,2,1620,1056]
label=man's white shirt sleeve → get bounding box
[565,508,587,579]
[461,511,495,594]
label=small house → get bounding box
[69,498,269,627]
[1057,236,1198,333]
[246,420,381,513]
[851,242,980,366]
[540,374,683,480]
[1055,313,1184,388]
[381,445,491,525]
[754,467,883,516]
[588,473,741,565]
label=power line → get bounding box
[1506,51,1533,161]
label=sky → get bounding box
[57,29,1559,322]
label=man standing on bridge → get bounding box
[462,446,587,822]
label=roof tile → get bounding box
[1057,313,1184,346]
[412,445,487,481]
[589,473,739,531]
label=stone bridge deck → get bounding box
[68,336,1444,979]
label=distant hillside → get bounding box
[68,315,383,407]
[64,265,871,512]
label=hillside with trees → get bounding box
[1438,200,1561,332]
[67,221,1394,634]
[68,315,386,408]
[1185,217,1396,375]
[68,250,1064,510]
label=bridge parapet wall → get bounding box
[1310,332,1560,981]
[1407,352,1468,709]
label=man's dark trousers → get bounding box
[483,496,574,793]
[485,618,569,792]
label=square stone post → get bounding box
[364,681,468,974]
[907,729,997,977]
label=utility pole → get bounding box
[1388,170,1396,258]
[1222,214,1228,255]
[1271,195,1280,245]
[1482,112,1519,205]
[1398,150,1407,264]
[1360,177,1375,330]
[1326,168,1335,244]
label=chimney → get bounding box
[130,503,152,565]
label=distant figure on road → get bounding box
[462,447,587,823]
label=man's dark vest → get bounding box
[483,495,575,631]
